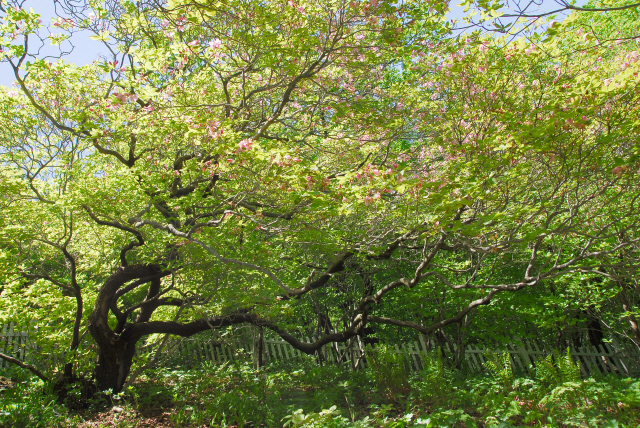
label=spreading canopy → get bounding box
[1,0,639,392]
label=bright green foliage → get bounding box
[0,0,639,404]
[3,362,640,427]
[418,348,449,404]
[368,344,409,397]
[0,373,83,427]
[536,348,582,387]
[282,406,342,428]
[484,351,514,390]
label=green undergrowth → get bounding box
[1,349,640,427]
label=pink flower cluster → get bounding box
[112,92,138,103]
[238,139,253,151]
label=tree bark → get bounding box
[87,264,162,392]
[93,333,138,392]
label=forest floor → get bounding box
[1,357,640,427]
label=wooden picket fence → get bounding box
[0,323,33,369]
[3,323,640,377]
[169,334,640,377]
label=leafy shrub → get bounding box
[367,344,409,397]
[536,347,581,388]
[282,406,344,428]
[483,351,514,390]
[417,348,450,404]
[0,381,82,427]
[2,356,640,427]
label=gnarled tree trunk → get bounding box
[93,331,138,392]
[87,264,163,393]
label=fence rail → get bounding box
[3,323,640,377]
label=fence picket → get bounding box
[505,342,523,372]
[464,344,476,370]
[588,345,606,374]
[514,339,532,371]
[611,338,634,375]
[408,343,420,371]
[417,335,426,354]
[215,343,224,362]
[276,342,285,361]
[603,342,627,376]
[0,324,6,368]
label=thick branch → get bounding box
[287,251,353,297]
[21,273,74,296]
[130,311,365,355]
[0,352,49,382]
[368,289,499,334]
[83,205,144,266]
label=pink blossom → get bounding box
[238,139,253,151]
[208,38,222,49]
[113,92,129,103]
[612,167,623,177]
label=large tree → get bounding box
[1,0,639,392]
